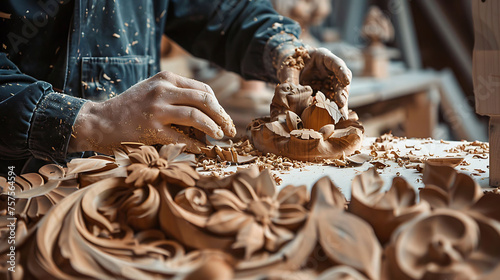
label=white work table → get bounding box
[198,137,490,200]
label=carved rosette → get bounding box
[382,163,500,279]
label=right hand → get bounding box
[69,71,236,155]
[276,47,352,119]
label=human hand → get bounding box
[277,47,352,119]
[69,71,236,155]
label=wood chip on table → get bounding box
[425,157,464,167]
[371,161,387,169]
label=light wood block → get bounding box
[472,0,500,115]
[405,91,438,138]
[490,116,500,186]
[472,0,500,186]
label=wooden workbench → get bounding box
[198,137,491,200]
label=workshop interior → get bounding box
[1,0,500,279]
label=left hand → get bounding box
[277,47,352,118]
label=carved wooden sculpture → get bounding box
[361,6,394,79]
[1,143,500,279]
[251,47,364,161]
[472,0,500,187]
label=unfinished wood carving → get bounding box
[1,145,500,279]
[361,6,394,78]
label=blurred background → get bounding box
[160,0,486,142]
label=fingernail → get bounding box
[217,129,224,139]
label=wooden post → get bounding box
[472,0,500,186]
[405,90,438,138]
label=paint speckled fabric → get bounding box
[0,0,303,174]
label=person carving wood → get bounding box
[0,0,351,174]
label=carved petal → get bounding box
[319,124,336,139]
[318,209,382,280]
[232,221,265,259]
[470,193,500,222]
[233,178,259,203]
[316,91,343,124]
[159,143,186,162]
[273,204,308,229]
[67,158,118,175]
[265,223,294,252]
[351,168,385,205]
[39,164,65,180]
[265,121,290,138]
[310,176,347,210]
[422,163,457,192]
[255,169,276,198]
[120,142,145,153]
[113,148,131,166]
[206,209,252,235]
[420,185,449,209]
[376,177,417,210]
[210,189,247,211]
[277,185,308,205]
[450,173,482,210]
[285,110,303,131]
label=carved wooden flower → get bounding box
[349,168,430,244]
[125,143,199,188]
[384,209,500,280]
[205,167,308,259]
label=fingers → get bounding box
[334,84,350,119]
[155,72,236,137]
[161,105,225,140]
[315,48,352,87]
[171,73,216,96]
[333,84,349,109]
[168,86,236,137]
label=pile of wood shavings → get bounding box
[445,140,489,156]
[444,140,489,175]
[361,133,477,173]
[197,139,308,185]
[197,133,490,182]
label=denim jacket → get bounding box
[0,0,303,173]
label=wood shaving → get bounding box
[283,47,310,70]
[371,161,387,169]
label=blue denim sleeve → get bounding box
[0,53,87,163]
[163,0,305,84]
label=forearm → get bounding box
[0,53,87,163]
[164,0,304,83]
